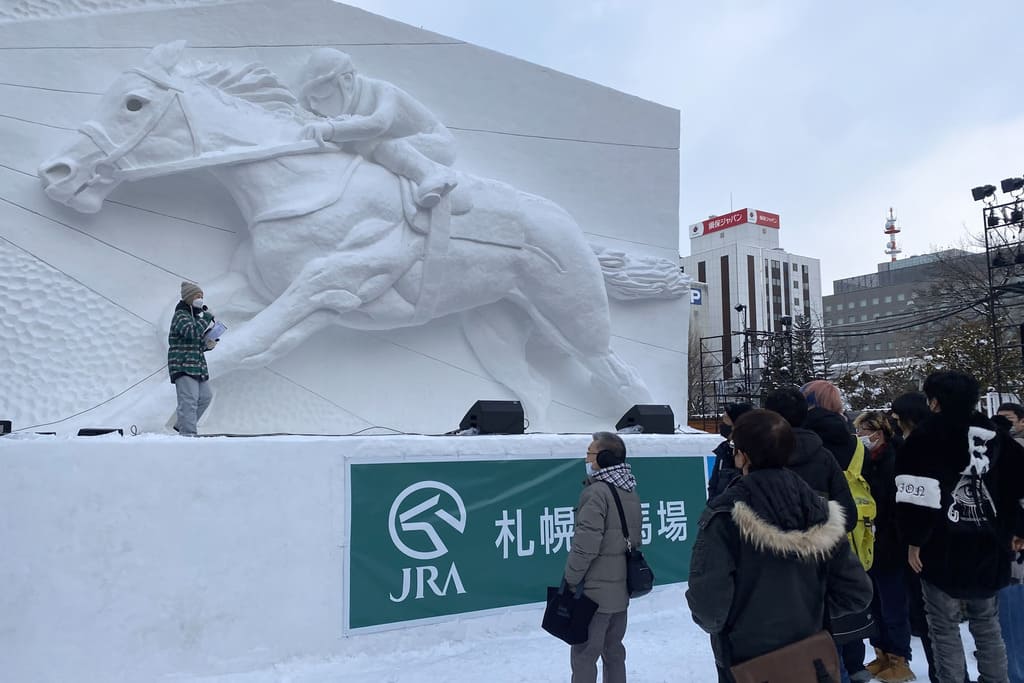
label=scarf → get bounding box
[590,462,637,492]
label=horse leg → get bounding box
[461,300,551,430]
[208,250,395,374]
[507,204,653,414]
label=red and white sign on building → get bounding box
[689,208,781,238]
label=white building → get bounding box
[680,208,822,375]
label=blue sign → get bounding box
[690,288,703,305]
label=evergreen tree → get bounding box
[791,315,818,385]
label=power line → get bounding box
[0,111,74,130]
[0,80,101,95]
[0,235,151,324]
[12,364,168,432]
[0,194,192,280]
[823,299,985,338]
[0,162,237,234]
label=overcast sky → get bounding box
[346,0,1024,294]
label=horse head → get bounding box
[38,41,305,213]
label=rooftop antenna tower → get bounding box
[884,207,901,262]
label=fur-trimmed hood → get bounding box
[711,468,848,561]
[733,499,847,561]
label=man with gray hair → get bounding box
[564,431,642,683]
[297,47,458,208]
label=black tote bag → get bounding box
[541,578,599,645]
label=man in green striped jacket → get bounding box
[169,281,216,435]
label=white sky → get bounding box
[344,0,1024,294]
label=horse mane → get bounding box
[178,60,307,121]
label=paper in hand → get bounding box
[203,320,227,342]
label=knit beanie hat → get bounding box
[725,402,754,423]
[180,281,202,303]
[800,380,844,414]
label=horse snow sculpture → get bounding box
[38,42,684,427]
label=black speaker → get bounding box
[615,405,675,434]
[77,428,124,437]
[459,400,524,435]
[0,420,11,435]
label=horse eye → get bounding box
[126,97,145,112]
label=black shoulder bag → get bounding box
[603,481,654,598]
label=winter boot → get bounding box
[866,648,892,676]
[876,655,916,683]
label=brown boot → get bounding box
[876,655,916,683]
[866,647,891,676]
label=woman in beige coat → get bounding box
[564,431,643,683]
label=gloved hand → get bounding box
[301,120,334,145]
[205,339,218,351]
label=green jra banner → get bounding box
[346,455,707,630]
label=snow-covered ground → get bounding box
[175,584,979,683]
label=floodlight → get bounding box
[988,213,1002,227]
[972,185,997,202]
[734,303,746,312]
[1001,177,1024,194]
[993,250,1011,267]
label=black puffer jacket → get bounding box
[708,439,741,500]
[788,428,857,533]
[687,468,872,669]
[803,407,858,469]
[896,412,1024,598]
[862,440,902,573]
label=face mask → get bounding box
[718,423,732,439]
[585,461,597,477]
[859,435,876,450]
[191,297,206,310]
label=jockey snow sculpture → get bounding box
[298,48,458,209]
[36,41,687,430]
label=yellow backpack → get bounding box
[845,438,876,570]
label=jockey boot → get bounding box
[415,167,457,208]
[876,655,915,683]
[866,647,891,676]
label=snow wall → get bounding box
[0,0,687,437]
[0,432,719,682]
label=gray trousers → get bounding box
[570,610,628,683]
[921,578,1008,683]
[174,375,212,436]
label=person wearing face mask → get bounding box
[565,432,642,683]
[707,402,754,500]
[168,281,218,436]
[687,409,872,683]
[853,412,915,683]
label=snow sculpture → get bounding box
[38,42,683,428]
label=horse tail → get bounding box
[591,244,690,301]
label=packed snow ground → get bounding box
[176,584,980,683]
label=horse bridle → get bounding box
[67,67,341,193]
[75,67,199,187]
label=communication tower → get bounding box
[884,207,901,262]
